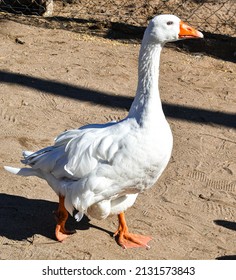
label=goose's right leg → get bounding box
[54,195,76,241]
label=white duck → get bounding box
[5,15,203,249]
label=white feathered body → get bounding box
[18,114,172,221]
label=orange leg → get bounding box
[54,195,76,242]
[114,212,151,249]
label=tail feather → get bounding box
[22,150,34,158]
[4,166,39,177]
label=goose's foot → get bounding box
[55,224,76,242]
[54,195,76,242]
[114,212,151,249]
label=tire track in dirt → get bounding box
[188,170,236,219]
[104,114,122,122]
[40,93,59,118]
[188,170,236,193]
[201,201,236,220]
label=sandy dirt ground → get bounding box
[0,18,235,260]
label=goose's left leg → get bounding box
[114,212,151,249]
[54,195,75,242]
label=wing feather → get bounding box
[22,120,134,180]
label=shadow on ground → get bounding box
[214,220,236,232]
[0,70,235,129]
[214,220,236,260]
[0,193,113,241]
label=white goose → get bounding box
[5,15,203,249]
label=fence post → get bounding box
[39,0,53,17]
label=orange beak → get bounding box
[179,21,203,39]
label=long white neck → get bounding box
[128,40,166,127]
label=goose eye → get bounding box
[167,21,173,25]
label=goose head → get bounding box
[143,14,203,45]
